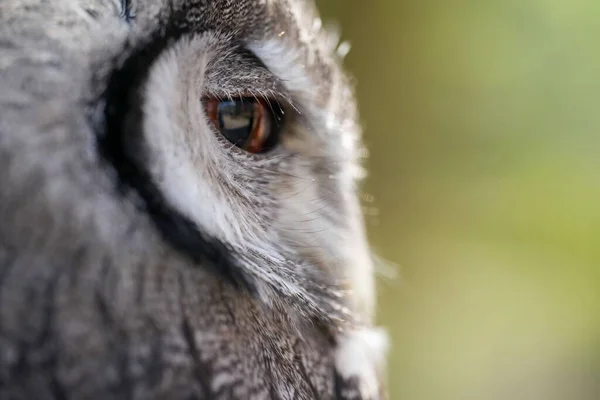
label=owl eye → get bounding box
[204,97,283,154]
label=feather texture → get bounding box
[0,0,387,398]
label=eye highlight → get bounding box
[204,97,284,154]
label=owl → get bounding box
[0,0,387,399]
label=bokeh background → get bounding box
[317,1,600,399]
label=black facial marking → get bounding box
[96,24,255,293]
[120,0,135,23]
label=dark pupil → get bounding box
[217,100,255,147]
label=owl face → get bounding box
[92,0,375,322]
[1,0,373,326]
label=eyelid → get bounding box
[203,90,290,110]
[202,46,297,109]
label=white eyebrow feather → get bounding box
[247,39,315,97]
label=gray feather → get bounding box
[0,1,386,398]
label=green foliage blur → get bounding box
[317,1,600,399]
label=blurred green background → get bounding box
[317,1,600,399]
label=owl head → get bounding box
[1,0,385,396]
